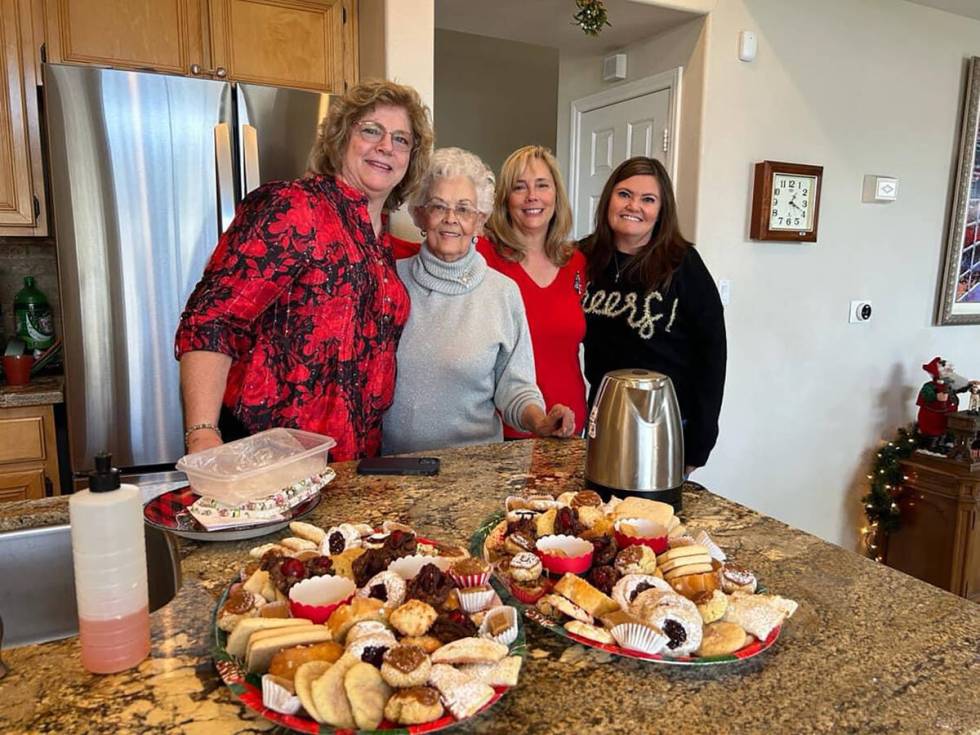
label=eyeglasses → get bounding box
[423,201,480,222]
[354,121,415,153]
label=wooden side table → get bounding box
[884,453,979,602]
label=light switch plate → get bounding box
[862,175,898,203]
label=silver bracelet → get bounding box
[184,423,222,444]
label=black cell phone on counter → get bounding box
[357,456,440,476]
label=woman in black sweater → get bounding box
[581,157,726,474]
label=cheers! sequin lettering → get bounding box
[583,288,678,339]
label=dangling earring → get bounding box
[420,229,427,237]
[471,236,478,246]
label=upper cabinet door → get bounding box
[0,0,45,234]
[209,0,352,92]
[43,0,208,76]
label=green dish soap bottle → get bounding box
[14,276,54,355]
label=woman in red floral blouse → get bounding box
[175,80,433,461]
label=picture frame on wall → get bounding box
[937,56,980,325]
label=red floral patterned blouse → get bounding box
[175,174,410,461]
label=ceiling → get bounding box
[434,0,702,54]
[905,0,980,21]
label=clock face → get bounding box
[768,174,817,231]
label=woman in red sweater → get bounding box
[479,145,587,438]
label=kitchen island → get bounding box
[1,439,978,734]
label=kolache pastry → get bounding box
[380,644,432,688]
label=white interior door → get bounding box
[569,69,680,240]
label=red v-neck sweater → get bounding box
[478,238,588,438]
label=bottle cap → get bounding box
[88,452,121,492]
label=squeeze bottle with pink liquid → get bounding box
[68,453,150,674]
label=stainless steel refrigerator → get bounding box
[44,63,331,480]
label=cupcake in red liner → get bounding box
[449,557,491,588]
[288,574,356,624]
[509,578,549,604]
[614,518,669,554]
[535,535,594,575]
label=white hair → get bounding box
[410,147,495,214]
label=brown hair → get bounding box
[581,156,689,290]
[485,145,574,267]
[306,79,433,211]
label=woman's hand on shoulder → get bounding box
[527,404,576,439]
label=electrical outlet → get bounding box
[718,279,731,306]
[849,300,872,323]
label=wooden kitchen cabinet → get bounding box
[43,0,357,92]
[210,0,355,92]
[0,0,47,235]
[0,404,60,501]
[884,454,980,602]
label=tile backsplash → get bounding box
[0,237,62,346]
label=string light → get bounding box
[861,426,919,562]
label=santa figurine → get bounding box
[916,357,964,450]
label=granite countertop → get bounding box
[1,439,978,734]
[0,374,63,408]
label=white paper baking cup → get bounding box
[611,623,669,655]
[694,530,727,562]
[614,517,669,540]
[262,674,302,715]
[478,605,518,647]
[457,586,495,613]
[534,534,593,558]
[387,554,454,580]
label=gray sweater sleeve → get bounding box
[493,285,545,432]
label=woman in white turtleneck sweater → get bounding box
[382,148,575,455]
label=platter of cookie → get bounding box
[213,519,525,733]
[471,491,798,665]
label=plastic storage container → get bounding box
[69,453,151,674]
[176,428,336,505]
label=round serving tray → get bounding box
[470,511,781,666]
[212,535,527,734]
[143,473,334,542]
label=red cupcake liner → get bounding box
[614,529,669,554]
[509,580,549,604]
[288,593,353,624]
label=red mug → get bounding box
[2,355,34,386]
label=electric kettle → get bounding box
[585,369,684,511]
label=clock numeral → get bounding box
[772,208,778,218]
[774,188,780,196]
[802,200,808,208]
[788,180,796,188]
[778,217,784,225]
[801,188,808,195]
[794,217,800,225]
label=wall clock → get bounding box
[749,161,824,242]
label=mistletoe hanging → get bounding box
[859,426,920,560]
[573,0,611,36]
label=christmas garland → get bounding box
[860,426,920,560]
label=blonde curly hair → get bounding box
[307,79,433,211]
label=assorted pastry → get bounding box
[483,492,798,659]
[217,519,523,728]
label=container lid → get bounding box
[602,368,672,389]
[175,428,336,481]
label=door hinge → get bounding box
[662,129,669,154]
[32,195,40,221]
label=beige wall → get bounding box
[556,16,707,239]
[357,0,434,238]
[434,30,558,176]
[692,0,980,549]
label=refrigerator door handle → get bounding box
[242,124,261,196]
[214,122,236,233]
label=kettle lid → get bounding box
[601,368,671,390]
